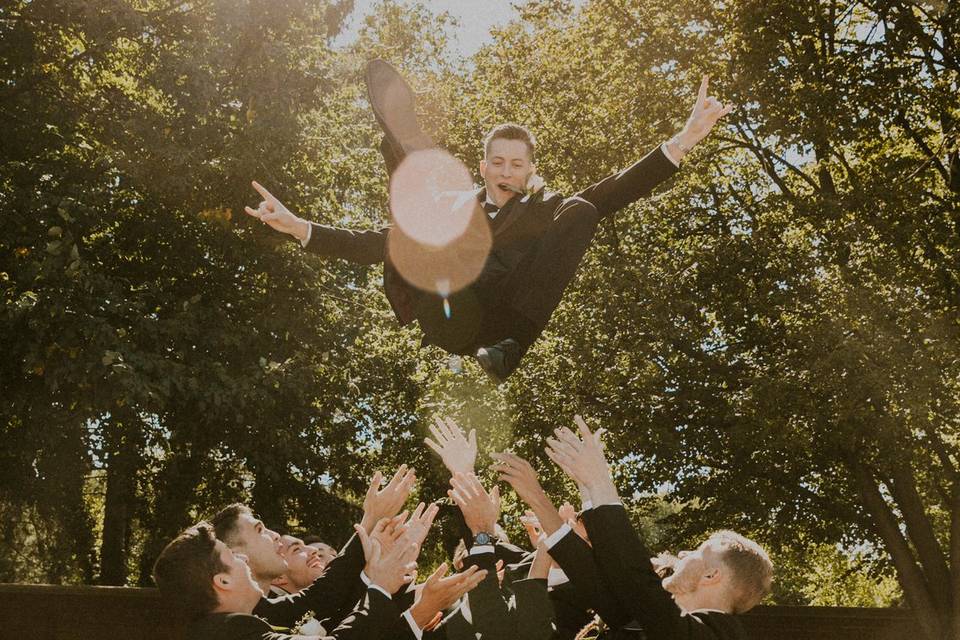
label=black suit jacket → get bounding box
[253,533,366,629]
[189,587,400,640]
[303,146,679,325]
[584,505,748,640]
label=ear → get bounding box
[479,159,487,175]
[271,575,289,588]
[701,565,723,586]
[213,572,231,592]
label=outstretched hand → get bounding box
[409,563,487,629]
[425,416,477,476]
[245,181,310,242]
[361,465,417,533]
[448,473,500,537]
[677,75,734,150]
[355,522,419,594]
[545,415,620,504]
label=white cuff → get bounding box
[544,523,572,550]
[660,142,681,167]
[299,222,312,247]
[594,500,623,507]
[403,609,423,640]
[581,499,593,511]
[469,545,494,555]
[360,570,372,586]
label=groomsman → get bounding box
[544,417,773,640]
[245,62,733,382]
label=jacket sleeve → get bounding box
[253,534,365,628]
[319,587,404,640]
[584,505,709,640]
[511,577,556,640]
[548,528,631,629]
[303,223,389,265]
[461,549,513,640]
[573,146,679,220]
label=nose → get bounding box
[236,553,250,564]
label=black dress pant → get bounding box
[414,197,601,355]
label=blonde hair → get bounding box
[707,530,773,613]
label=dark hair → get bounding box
[301,535,328,546]
[152,523,228,618]
[483,123,536,162]
[211,503,252,547]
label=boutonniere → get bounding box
[524,174,546,198]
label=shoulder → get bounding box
[691,611,747,639]
[188,612,273,639]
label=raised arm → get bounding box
[493,452,630,629]
[574,75,734,219]
[546,417,687,639]
[245,181,387,264]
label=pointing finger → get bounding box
[697,75,709,106]
[251,180,276,203]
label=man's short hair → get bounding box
[709,530,773,613]
[211,503,253,548]
[152,523,227,618]
[483,123,536,162]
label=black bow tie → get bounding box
[482,201,500,215]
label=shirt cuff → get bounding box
[299,221,312,247]
[594,499,623,507]
[660,142,681,167]
[581,499,593,512]
[469,545,494,555]
[403,609,423,640]
[360,570,372,586]
[544,523,572,550]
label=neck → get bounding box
[679,590,731,614]
[213,593,257,615]
[256,577,273,595]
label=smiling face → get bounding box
[278,535,332,591]
[307,541,338,569]
[480,137,536,208]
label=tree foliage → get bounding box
[3,0,958,632]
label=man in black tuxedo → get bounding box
[543,416,773,640]
[151,521,417,640]
[246,61,732,381]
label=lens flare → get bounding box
[389,149,476,246]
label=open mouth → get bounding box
[498,183,523,194]
[307,558,324,569]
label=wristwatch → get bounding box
[473,531,495,546]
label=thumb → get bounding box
[355,524,373,560]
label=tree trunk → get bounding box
[98,413,142,586]
[852,458,945,640]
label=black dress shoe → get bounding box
[364,59,433,158]
[475,338,524,383]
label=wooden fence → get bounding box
[0,583,918,639]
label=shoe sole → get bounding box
[364,59,433,155]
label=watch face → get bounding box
[475,532,491,545]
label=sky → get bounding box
[335,0,535,56]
